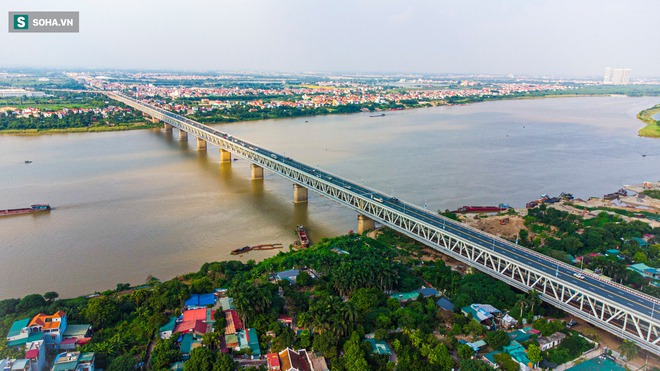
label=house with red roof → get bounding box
[267,353,281,370]
[224,310,243,335]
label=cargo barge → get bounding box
[230,243,283,255]
[0,204,51,217]
[296,225,310,248]
[453,204,510,213]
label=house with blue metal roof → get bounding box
[184,293,217,309]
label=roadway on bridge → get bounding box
[132,97,660,323]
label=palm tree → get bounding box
[515,295,528,320]
[526,289,541,315]
[619,340,638,365]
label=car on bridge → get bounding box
[573,272,585,280]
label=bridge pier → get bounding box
[163,123,172,132]
[251,164,264,180]
[357,214,375,234]
[293,184,308,203]
[220,149,232,162]
[179,129,188,141]
[152,117,160,124]
[196,137,207,150]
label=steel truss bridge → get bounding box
[106,91,660,355]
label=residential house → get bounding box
[628,263,660,286]
[391,287,440,302]
[279,348,310,371]
[224,310,243,334]
[306,352,329,371]
[6,319,31,343]
[462,304,501,329]
[435,298,455,312]
[50,351,94,371]
[237,328,261,357]
[366,338,392,356]
[179,333,202,361]
[25,340,46,371]
[267,353,281,370]
[483,351,502,369]
[61,325,92,350]
[538,332,566,351]
[276,269,300,284]
[184,293,217,309]
[459,339,487,353]
[500,314,518,329]
[2,359,31,371]
[502,341,531,371]
[28,311,67,350]
[219,297,234,311]
[6,319,45,352]
[159,317,177,340]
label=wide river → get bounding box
[1,96,659,299]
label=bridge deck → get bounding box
[106,91,660,355]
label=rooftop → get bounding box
[159,317,177,333]
[28,311,66,331]
[62,324,91,338]
[366,338,392,355]
[7,318,30,338]
[184,293,216,308]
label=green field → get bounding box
[637,104,660,138]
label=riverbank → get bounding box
[637,104,660,138]
[0,122,161,135]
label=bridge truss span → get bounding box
[105,91,660,355]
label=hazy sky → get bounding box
[1,0,659,77]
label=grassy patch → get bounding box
[642,190,660,200]
[637,104,660,138]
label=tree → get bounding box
[493,353,519,371]
[427,343,454,369]
[16,294,46,312]
[84,296,121,329]
[150,337,181,370]
[202,331,221,351]
[527,344,542,366]
[313,330,338,359]
[619,340,638,364]
[460,358,495,370]
[633,251,648,263]
[107,354,138,371]
[215,353,236,371]
[44,291,59,303]
[485,330,509,350]
[343,332,369,371]
[190,277,213,294]
[184,347,216,370]
[526,289,541,314]
[458,344,474,360]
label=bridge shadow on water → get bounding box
[154,130,341,245]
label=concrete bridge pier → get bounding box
[251,164,264,180]
[152,117,160,124]
[163,123,172,132]
[179,129,188,141]
[196,137,207,150]
[220,149,232,162]
[357,214,375,234]
[293,184,308,203]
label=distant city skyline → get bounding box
[1,0,659,77]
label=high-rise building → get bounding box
[604,67,612,84]
[603,67,631,85]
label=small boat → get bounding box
[230,246,252,255]
[24,160,32,164]
[370,113,386,117]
